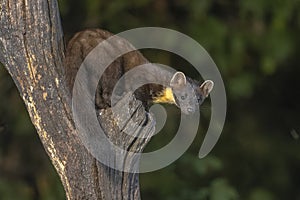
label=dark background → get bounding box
[1,0,300,199]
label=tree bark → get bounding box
[0,0,153,199]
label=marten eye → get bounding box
[197,96,203,103]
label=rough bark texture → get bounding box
[0,0,154,199]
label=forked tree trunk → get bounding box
[0,0,153,199]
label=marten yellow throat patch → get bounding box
[153,87,176,104]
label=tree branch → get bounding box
[0,0,154,199]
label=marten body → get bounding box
[65,29,213,114]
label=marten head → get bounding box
[153,72,214,114]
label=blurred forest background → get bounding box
[1,0,300,199]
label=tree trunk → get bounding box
[0,0,153,199]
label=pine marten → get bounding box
[65,29,213,114]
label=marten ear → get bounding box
[170,72,186,88]
[200,80,214,97]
